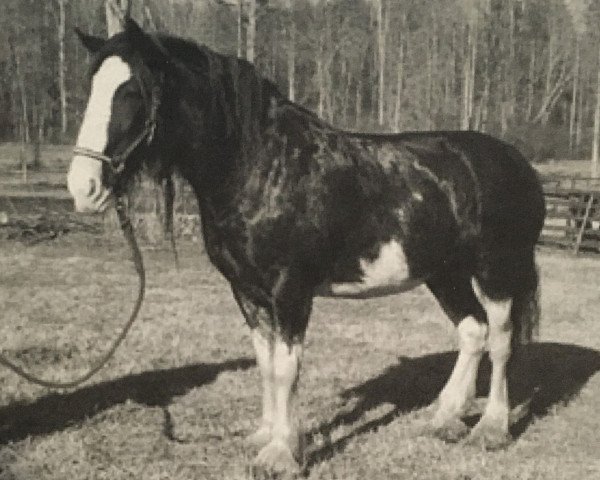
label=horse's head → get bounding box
[68,19,169,213]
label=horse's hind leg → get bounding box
[466,278,513,449]
[427,272,488,442]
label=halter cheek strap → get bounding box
[72,79,161,175]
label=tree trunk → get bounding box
[427,10,438,131]
[376,0,388,126]
[533,61,569,125]
[576,71,584,154]
[480,64,490,132]
[526,40,535,121]
[270,37,276,79]
[58,0,67,137]
[461,14,478,131]
[505,0,516,123]
[393,36,404,132]
[237,0,243,58]
[449,25,457,126]
[106,0,132,37]
[341,57,349,126]
[461,29,470,130]
[144,4,158,30]
[479,0,491,132]
[32,101,42,169]
[10,39,30,144]
[287,14,295,101]
[592,45,600,178]
[543,23,555,125]
[569,39,580,155]
[355,78,362,128]
[469,18,477,129]
[317,54,324,119]
[246,0,256,63]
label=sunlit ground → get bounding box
[0,232,599,479]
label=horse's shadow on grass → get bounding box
[0,357,254,445]
[305,342,600,468]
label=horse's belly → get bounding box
[317,240,422,299]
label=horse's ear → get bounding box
[75,27,105,53]
[124,17,145,40]
[124,18,170,68]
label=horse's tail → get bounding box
[511,261,541,346]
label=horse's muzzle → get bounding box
[68,156,112,213]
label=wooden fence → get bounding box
[541,177,600,254]
[3,165,600,253]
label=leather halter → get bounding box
[73,78,161,175]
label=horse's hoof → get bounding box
[429,417,470,443]
[251,441,301,479]
[464,422,512,450]
[246,426,272,448]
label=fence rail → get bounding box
[541,179,600,254]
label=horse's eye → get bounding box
[124,90,141,100]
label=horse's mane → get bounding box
[158,34,286,142]
[93,30,327,149]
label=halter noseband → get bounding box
[73,78,161,175]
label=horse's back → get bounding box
[351,130,545,248]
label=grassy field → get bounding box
[0,228,599,480]
[0,143,70,192]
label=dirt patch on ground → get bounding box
[0,212,101,243]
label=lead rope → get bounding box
[0,197,145,389]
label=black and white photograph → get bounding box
[1,0,600,478]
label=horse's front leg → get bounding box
[252,331,304,476]
[231,288,276,447]
[246,329,276,447]
[232,284,310,476]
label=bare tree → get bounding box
[461,2,478,130]
[375,0,389,126]
[287,12,296,101]
[393,18,405,132]
[569,38,580,155]
[57,0,67,137]
[592,44,600,177]
[246,0,256,62]
[106,0,132,36]
[237,0,243,58]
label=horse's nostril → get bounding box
[88,178,97,197]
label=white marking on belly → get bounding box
[322,240,421,298]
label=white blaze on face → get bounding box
[68,56,132,212]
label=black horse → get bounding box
[68,20,545,476]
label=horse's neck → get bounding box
[177,88,280,210]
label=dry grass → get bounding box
[0,233,600,479]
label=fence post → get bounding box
[20,142,27,183]
[574,193,594,255]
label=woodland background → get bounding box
[1,0,600,165]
